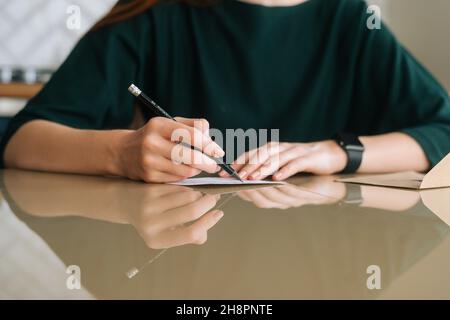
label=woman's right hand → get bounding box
[115,117,225,183]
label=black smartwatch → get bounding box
[334,133,365,174]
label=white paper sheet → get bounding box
[170,177,285,186]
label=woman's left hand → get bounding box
[219,140,348,181]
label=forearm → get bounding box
[358,132,429,173]
[4,120,128,176]
[3,169,129,223]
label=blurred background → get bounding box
[0,0,449,135]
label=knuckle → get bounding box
[197,118,209,128]
[141,156,154,169]
[142,134,158,150]
[185,191,201,203]
[142,224,158,238]
[186,228,202,243]
[146,117,161,131]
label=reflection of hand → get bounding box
[125,185,223,249]
[237,175,346,210]
[238,184,338,210]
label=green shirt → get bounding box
[2,0,450,167]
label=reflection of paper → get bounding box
[170,177,285,186]
[337,172,425,189]
[337,153,450,190]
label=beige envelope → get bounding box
[338,153,450,226]
[337,153,450,190]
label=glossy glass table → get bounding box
[1,169,449,299]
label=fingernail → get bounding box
[250,171,260,179]
[214,148,225,158]
[239,171,248,179]
[214,210,224,219]
[274,173,282,180]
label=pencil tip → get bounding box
[233,173,244,183]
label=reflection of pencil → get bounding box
[128,84,243,183]
[126,248,168,279]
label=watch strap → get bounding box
[335,134,364,174]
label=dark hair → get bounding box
[92,0,217,30]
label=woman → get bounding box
[2,0,450,182]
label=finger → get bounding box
[276,185,329,205]
[157,118,224,158]
[228,143,281,179]
[273,185,307,197]
[256,187,304,207]
[244,143,295,180]
[169,142,221,174]
[146,134,220,174]
[273,157,311,181]
[255,144,311,180]
[158,194,220,229]
[172,209,224,245]
[236,145,277,180]
[145,154,201,178]
[249,145,300,180]
[239,189,287,209]
[174,117,210,134]
[237,190,253,202]
[143,190,204,215]
[188,209,224,235]
[148,210,223,248]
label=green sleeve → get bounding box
[346,0,450,167]
[0,13,152,167]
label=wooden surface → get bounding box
[0,82,43,99]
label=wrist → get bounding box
[324,140,348,173]
[104,129,133,177]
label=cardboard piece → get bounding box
[420,188,450,226]
[337,153,450,190]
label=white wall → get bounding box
[0,0,116,69]
[369,0,450,90]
